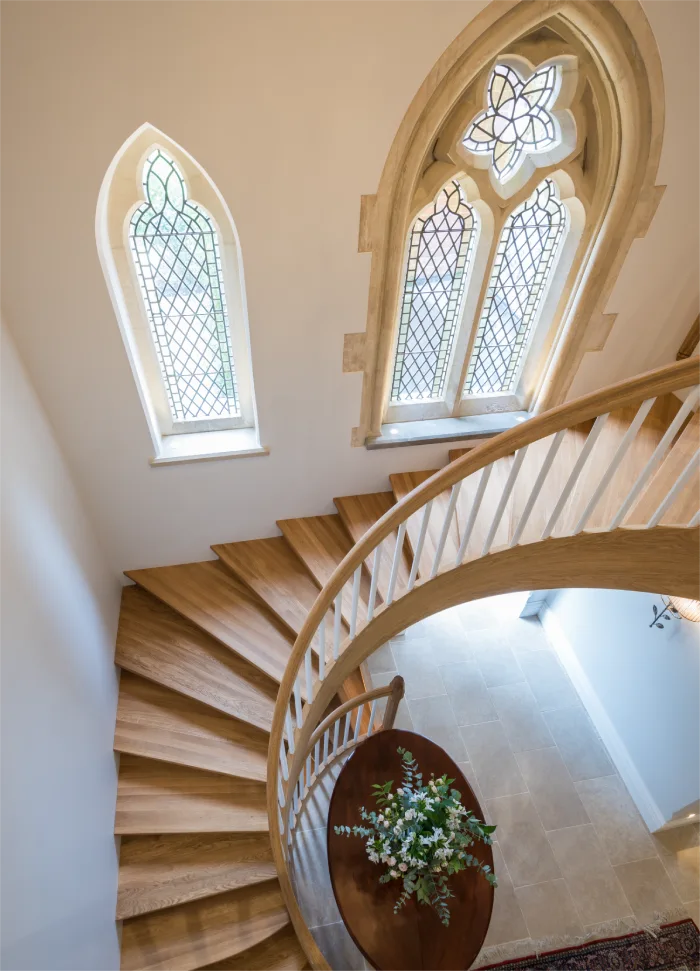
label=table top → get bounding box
[327,729,494,971]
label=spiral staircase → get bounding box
[113,359,699,971]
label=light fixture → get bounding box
[650,595,700,628]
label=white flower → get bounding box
[377,814,384,823]
[384,821,390,828]
[390,870,399,878]
[368,852,379,863]
[387,794,393,800]
[435,797,441,803]
[396,788,404,795]
[399,862,408,872]
[388,857,396,867]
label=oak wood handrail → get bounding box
[307,676,404,752]
[677,316,699,360]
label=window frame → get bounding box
[97,125,263,462]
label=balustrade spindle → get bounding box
[285,709,295,754]
[608,389,700,530]
[343,711,352,747]
[293,677,303,728]
[367,699,378,736]
[277,776,286,808]
[304,646,313,703]
[314,739,320,776]
[317,615,326,682]
[689,510,700,527]
[367,541,383,620]
[542,413,609,539]
[332,718,340,755]
[483,447,528,555]
[510,431,565,547]
[456,463,493,564]
[386,522,407,605]
[349,566,361,638]
[431,482,462,578]
[408,500,433,590]
[333,590,343,658]
[279,742,288,782]
[572,397,656,534]
[353,704,364,742]
[647,449,700,527]
[323,729,330,766]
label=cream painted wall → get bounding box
[1,325,121,969]
[1,1,697,572]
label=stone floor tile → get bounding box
[518,651,581,711]
[407,695,468,762]
[515,747,589,831]
[391,637,446,700]
[457,761,490,821]
[544,707,615,782]
[486,792,562,888]
[290,825,342,928]
[484,843,529,947]
[503,617,554,655]
[439,660,498,726]
[653,824,700,903]
[365,641,396,676]
[514,878,583,940]
[547,824,633,925]
[473,639,526,689]
[311,920,366,970]
[489,682,555,753]
[613,857,683,923]
[575,776,657,866]
[460,722,527,800]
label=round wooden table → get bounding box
[327,729,494,970]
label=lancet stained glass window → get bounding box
[462,62,560,184]
[464,178,568,395]
[391,182,478,402]
[129,150,239,422]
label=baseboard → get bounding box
[539,605,668,833]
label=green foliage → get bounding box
[333,746,497,926]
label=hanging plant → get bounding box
[334,747,497,926]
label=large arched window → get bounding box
[97,126,263,463]
[385,55,579,426]
[351,1,663,445]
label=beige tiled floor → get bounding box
[290,594,699,969]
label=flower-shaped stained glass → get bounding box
[464,178,568,395]
[129,150,239,422]
[391,181,478,402]
[462,62,560,184]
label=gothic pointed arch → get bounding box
[96,124,262,461]
[350,0,664,443]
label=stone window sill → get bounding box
[150,427,269,466]
[365,412,529,449]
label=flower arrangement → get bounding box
[334,747,497,926]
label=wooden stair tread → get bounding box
[201,925,307,970]
[125,560,293,685]
[277,514,370,626]
[115,672,269,782]
[628,408,699,525]
[390,470,460,575]
[115,587,277,733]
[117,833,275,920]
[115,755,268,834]
[212,537,319,638]
[334,491,411,602]
[120,881,288,971]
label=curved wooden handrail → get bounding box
[307,676,404,752]
[266,356,699,970]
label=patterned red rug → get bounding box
[480,919,699,970]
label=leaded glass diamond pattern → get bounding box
[462,62,560,183]
[129,150,240,422]
[391,182,478,402]
[464,178,568,395]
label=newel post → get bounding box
[382,675,405,730]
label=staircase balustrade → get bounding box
[267,357,700,970]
